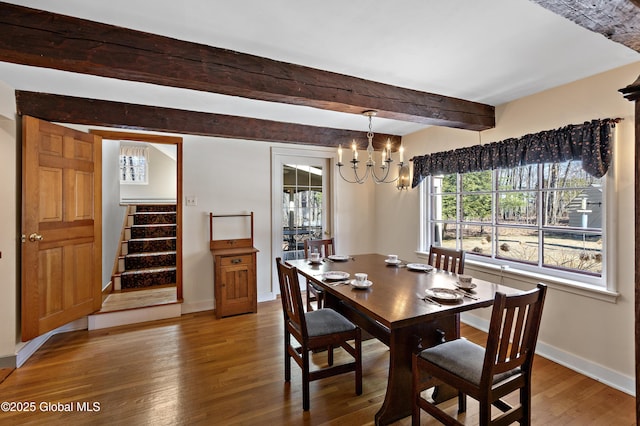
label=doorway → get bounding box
[91,130,183,310]
[271,147,334,291]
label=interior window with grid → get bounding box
[426,160,604,282]
[120,145,149,184]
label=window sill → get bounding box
[415,252,619,304]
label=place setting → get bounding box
[384,254,404,267]
[349,272,372,289]
[324,254,352,262]
[319,270,350,286]
[405,263,434,272]
[452,274,480,299]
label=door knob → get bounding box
[29,233,44,242]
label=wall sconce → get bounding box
[397,164,410,190]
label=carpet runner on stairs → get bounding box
[116,204,177,290]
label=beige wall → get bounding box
[0,80,16,365]
[376,62,640,394]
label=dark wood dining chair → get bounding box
[427,245,466,274]
[275,257,362,411]
[412,283,547,426]
[427,245,466,345]
[303,238,335,311]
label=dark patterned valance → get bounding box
[411,118,617,188]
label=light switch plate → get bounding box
[185,195,198,206]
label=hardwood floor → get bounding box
[1,299,634,425]
[99,286,178,312]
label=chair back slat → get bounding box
[427,245,465,274]
[304,238,335,258]
[482,283,547,381]
[496,306,516,363]
[509,305,528,360]
[275,257,307,337]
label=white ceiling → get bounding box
[1,0,638,136]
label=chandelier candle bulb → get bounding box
[338,144,342,163]
[400,145,404,163]
[386,139,392,161]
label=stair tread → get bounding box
[130,224,176,227]
[119,266,177,276]
[129,236,176,242]
[125,251,176,258]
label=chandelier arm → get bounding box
[337,163,367,184]
[370,161,398,183]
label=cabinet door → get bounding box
[218,257,255,317]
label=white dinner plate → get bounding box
[425,288,463,303]
[350,279,373,289]
[406,263,434,272]
[323,271,350,281]
[328,255,350,261]
[307,258,322,264]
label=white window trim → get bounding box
[418,161,619,303]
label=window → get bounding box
[423,160,605,285]
[120,145,149,184]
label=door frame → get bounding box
[270,146,337,294]
[90,130,183,301]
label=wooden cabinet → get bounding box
[210,213,258,319]
[211,247,258,318]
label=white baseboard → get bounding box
[182,294,276,314]
[16,317,88,367]
[88,304,181,330]
[460,313,635,397]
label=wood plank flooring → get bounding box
[0,299,634,425]
[99,286,178,313]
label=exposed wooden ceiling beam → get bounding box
[531,0,640,52]
[15,91,402,149]
[0,2,495,131]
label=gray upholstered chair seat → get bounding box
[305,308,357,337]
[419,338,521,386]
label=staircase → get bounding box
[113,204,177,290]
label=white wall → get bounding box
[102,139,127,289]
[0,80,17,366]
[376,62,640,394]
[179,137,376,313]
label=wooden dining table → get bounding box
[287,253,520,425]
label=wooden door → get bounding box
[21,116,102,341]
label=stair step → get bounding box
[135,204,176,213]
[120,267,176,289]
[127,237,176,253]
[132,212,176,225]
[130,224,176,239]
[124,251,176,270]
